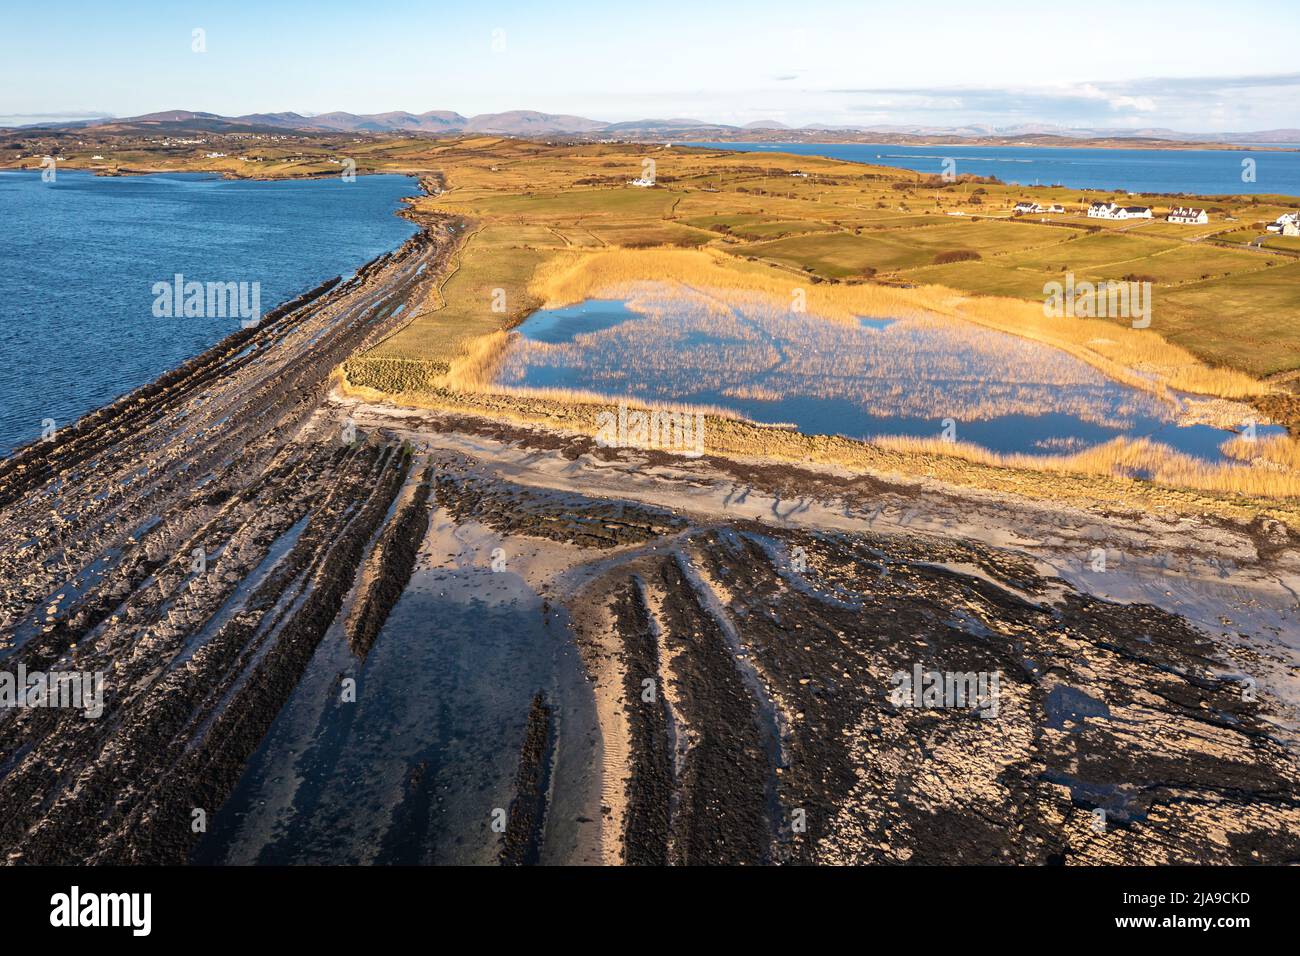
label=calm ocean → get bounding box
[0,170,418,454]
[683,142,1300,196]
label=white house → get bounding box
[1047,204,1065,214]
[1013,201,1044,215]
[628,177,655,188]
[1167,206,1208,224]
[1088,201,1152,220]
[1266,211,1300,235]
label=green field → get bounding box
[1161,260,1300,375]
[736,232,935,276]
[286,135,1300,385]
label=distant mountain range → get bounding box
[20,109,608,136]
[9,109,1300,145]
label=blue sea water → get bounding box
[0,170,419,454]
[682,142,1300,196]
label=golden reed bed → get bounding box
[528,248,1268,401]
[342,245,1300,513]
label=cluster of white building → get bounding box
[1086,201,1153,220]
[1007,199,1218,225]
[1012,201,1065,215]
[1011,200,1213,224]
[1166,206,1208,224]
[1266,212,1300,236]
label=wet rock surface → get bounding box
[500,693,555,866]
[0,224,456,864]
[433,470,686,548]
[570,521,1299,864]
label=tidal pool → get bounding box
[495,283,1276,460]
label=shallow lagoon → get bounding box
[495,283,1276,461]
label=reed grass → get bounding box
[481,381,744,420]
[343,201,1287,505]
[444,329,512,390]
[342,355,439,393]
[527,247,1271,401]
[873,434,1300,497]
[335,374,1300,519]
[1221,433,1300,470]
[496,280,1171,427]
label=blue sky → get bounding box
[3,0,1300,131]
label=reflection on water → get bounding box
[496,283,1276,460]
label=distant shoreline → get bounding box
[676,140,1300,197]
[646,134,1299,152]
[0,162,408,183]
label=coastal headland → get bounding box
[1,137,1298,864]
